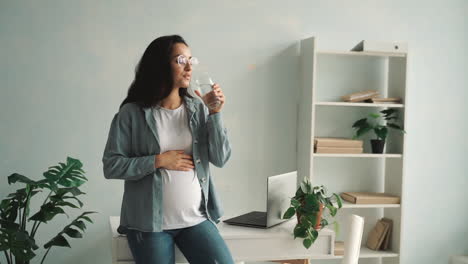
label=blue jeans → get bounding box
[126,219,235,264]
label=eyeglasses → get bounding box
[176,55,199,67]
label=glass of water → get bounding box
[192,71,221,110]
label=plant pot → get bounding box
[296,203,324,229]
[371,139,385,154]
[314,203,325,229]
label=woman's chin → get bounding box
[180,81,190,88]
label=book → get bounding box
[340,192,400,204]
[366,97,402,103]
[366,219,390,250]
[334,241,344,256]
[315,147,363,154]
[314,137,364,148]
[341,90,379,102]
[380,218,393,250]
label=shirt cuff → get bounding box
[207,112,225,130]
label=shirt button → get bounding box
[201,177,206,182]
[194,139,198,144]
[196,159,201,164]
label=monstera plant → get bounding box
[0,157,97,264]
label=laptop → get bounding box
[223,171,297,228]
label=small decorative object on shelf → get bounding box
[351,40,408,53]
[351,109,406,154]
[282,178,342,249]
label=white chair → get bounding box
[342,214,364,264]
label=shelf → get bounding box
[341,200,401,209]
[313,153,402,158]
[315,102,404,108]
[315,246,399,259]
[316,50,407,58]
[321,247,399,259]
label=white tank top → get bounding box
[152,102,207,230]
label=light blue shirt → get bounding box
[102,96,231,233]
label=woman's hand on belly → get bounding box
[155,150,194,171]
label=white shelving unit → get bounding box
[297,37,408,264]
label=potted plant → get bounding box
[0,157,97,264]
[282,177,342,249]
[351,108,405,154]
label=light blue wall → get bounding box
[1,1,467,263]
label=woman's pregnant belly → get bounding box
[161,169,206,229]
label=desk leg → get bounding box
[269,259,310,264]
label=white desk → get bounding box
[109,216,335,263]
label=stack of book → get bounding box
[366,218,393,251]
[334,241,344,256]
[341,90,379,102]
[340,192,400,204]
[365,97,402,104]
[341,90,402,104]
[314,137,363,154]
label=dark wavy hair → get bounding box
[119,35,192,109]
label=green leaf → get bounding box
[352,118,369,128]
[66,196,84,208]
[4,229,38,261]
[56,201,80,209]
[369,113,380,119]
[303,194,319,212]
[381,109,396,118]
[79,211,98,216]
[295,187,305,197]
[72,220,86,232]
[44,234,70,249]
[355,126,372,138]
[374,127,388,140]
[28,202,68,223]
[64,227,82,238]
[303,238,312,249]
[7,173,37,185]
[80,216,93,223]
[291,198,300,208]
[300,215,312,226]
[326,203,337,217]
[43,157,87,188]
[294,224,307,239]
[283,207,296,219]
[387,123,402,130]
[321,218,329,227]
[56,187,85,197]
[0,228,8,251]
[333,193,343,208]
[311,229,318,239]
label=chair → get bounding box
[342,214,364,264]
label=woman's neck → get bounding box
[160,88,182,109]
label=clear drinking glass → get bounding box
[192,71,221,110]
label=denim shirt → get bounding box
[102,96,231,233]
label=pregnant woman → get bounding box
[102,34,234,264]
